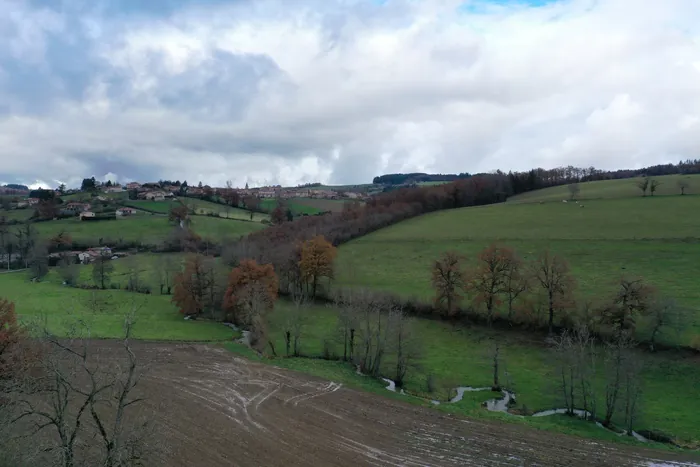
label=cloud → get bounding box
[0,0,699,188]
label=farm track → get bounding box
[105,341,697,467]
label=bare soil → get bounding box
[112,341,697,467]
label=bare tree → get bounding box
[154,255,178,295]
[431,252,466,317]
[649,179,660,196]
[334,289,359,362]
[283,293,307,357]
[552,326,597,418]
[644,297,684,352]
[28,241,49,281]
[123,256,142,292]
[568,183,580,201]
[602,332,635,428]
[531,250,575,335]
[677,178,690,195]
[388,307,421,388]
[621,349,643,436]
[92,250,114,290]
[58,254,80,286]
[15,224,36,269]
[504,253,529,322]
[354,291,390,376]
[636,177,650,197]
[599,277,655,342]
[7,313,158,467]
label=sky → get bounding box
[0,0,699,189]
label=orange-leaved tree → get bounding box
[299,235,337,299]
[222,259,279,326]
[531,250,576,335]
[431,252,465,317]
[0,298,26,377]
[466,244,518,325]
[172,255,213,317]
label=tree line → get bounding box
[430,244,686,351]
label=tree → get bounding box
[0,221,9,271]
[222,259,278,325]
[271,206,286,225]
[389,307,421,388]
[0,298,25,378]
[15,224,36,269]
[92,250,114,290]
[602,332,636,428]
[80,177,97,192]
[283,293,306,357]
[299,235,337,299]
[649,179,660,196]
[504,252,529,322]
[552,326,597,419]
[57,183,66,195]
[568,183,580,201]
[431,252,465,317]
[334,289,359,362]
[636,177,649,196]
[58,254,80,286]
[531,250,575,334]
[677,178,690,195]
[7,313,158,467]
[36,199,59,220]
[599,278,655,341]
[172,255,216,317]
[153,255,178,295]
[28,241,49,281]
[644,297,684,352]
[466,244,518,325]
[168,204,189,226]
[243,196,260,212]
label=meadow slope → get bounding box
[337,195,700,343]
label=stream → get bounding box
[380,379,650,443]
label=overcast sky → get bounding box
[1,0,699,189]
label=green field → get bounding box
[33,215,264,245]
[179,197,269,222]
[0,272,233,341]
[259,198,325,216]
[0,208,34,222]
[121,199,179,214]
[508,174,700,204]
[337,196,700,343]
[259,299,700,446]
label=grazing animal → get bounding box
[562,200,567,203]
[580,205,585,208]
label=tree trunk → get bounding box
[548,290,554,334]
[492,346,500,390]
[349,328,355,361]
[285,331,291,357]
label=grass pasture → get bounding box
[33,214,264,245]
[337,195,700,344]
[508,174,700,204]
[179,197,269,222]
[0,271,232,341]
[121,199,179,214]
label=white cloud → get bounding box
[0,0,699,188]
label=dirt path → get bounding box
[113,341,698,467]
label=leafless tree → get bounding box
[153,255,178,295]
[599,278,655,342]
[58,255,80,286]
[123,256,142,292]
[602,332,636,428]
[649,179,660,196]
[333,289,359,362]
[388,307,422,388]
[354,291,390,376]
[283,293,307,357]
[621,349,643,436]
[92,250,114,290]
[28,241,49,281]
[644,297,684,352]
[567,183,580,201]
[552,326,597,419]
[636,177,650,197]
[14,224,36,269]
[504,255,529,322]
[677,178,690,195]
[531,250,575,335]
[5,312,161,467]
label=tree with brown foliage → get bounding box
[531,250,575,334]
[299,235,337,299]
[466,244,518,325]
[599,277,655,342]
[168,204,189,226]
[243,196,260,212]
[431,252,465,317]
[0,298,25,378]
[172,254,216,317]
[222,259,278,326]
[48,231,73,251]
[271,205,286,225]
[504,252,529,322]
[35,199,59,220]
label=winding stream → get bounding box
[380,378,650,443]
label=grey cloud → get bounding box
[0,0,699,188]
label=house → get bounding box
[27,198,40,206]
[126,182,142,190]
[140,191,166,201]
[79,211,96,220]
[103,186,125,193]
[116,207,136,216]
[79,246,112,264]
[65,202,91,213]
